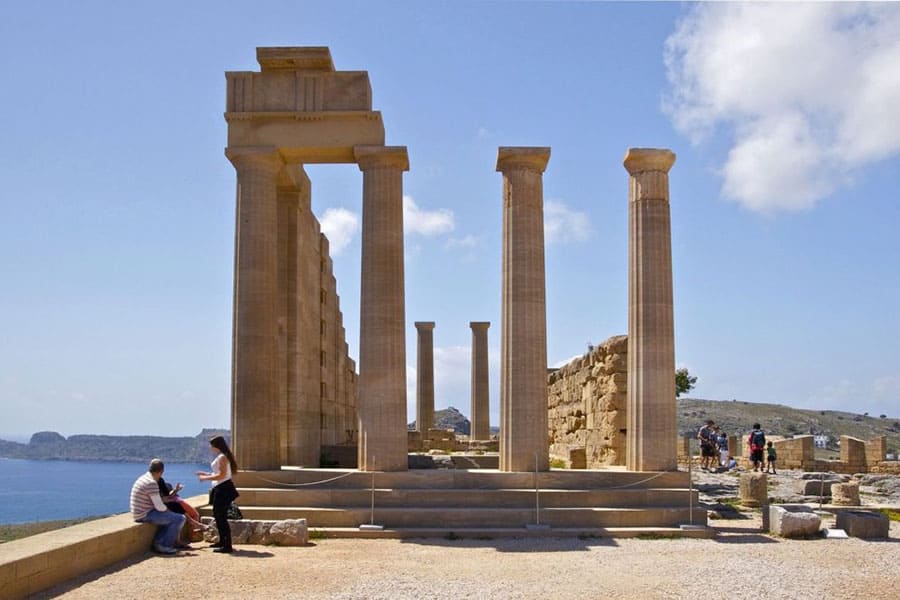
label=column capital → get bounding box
[496,147,551,174]
[414,321,436,331]
[623,148,676,175]
[277,164,310,192]
[354,145,410,172]
[469,321,491,331]
[225,146,283,173]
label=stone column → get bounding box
[414,322,436,435]
[497,147,551,472]
[355,146,410,472]
[227,146,284,471]
[624,148,678,472]
[469,321,491,441]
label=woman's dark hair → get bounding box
[752,423,761,430]
[210,435,238,471]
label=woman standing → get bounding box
[196,435,239,553]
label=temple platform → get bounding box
[201,467,709,537]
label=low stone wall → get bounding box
[547,335,627,468]
[0,495,206,600]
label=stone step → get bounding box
[235,487,698,509]
[309,526,717,540]
[200,505,705,529]
[233,468,690,490]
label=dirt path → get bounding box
[31,516,900,600]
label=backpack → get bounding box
[750,430,765,451]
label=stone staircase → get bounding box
[200,468,709,538]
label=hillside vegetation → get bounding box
[678,398,900,453]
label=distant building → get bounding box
[813,435,829,448]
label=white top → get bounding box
[210,452,232,488]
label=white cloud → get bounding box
[404,196,455,236]
[551,354,581,369]
[544,200,592,245]
[319,207,359,256]
[664,3,900,214]
[446,235,478,249]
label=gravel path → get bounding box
[31,517,900,600]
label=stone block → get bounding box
[835,511,890,539]
[830,482,860,506]
[270,519,309,545]
[739,473,768,507]
[794,478,841,496]
[769,505,821,538]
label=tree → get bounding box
[675,368,697,398]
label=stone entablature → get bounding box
[548,335,628,468]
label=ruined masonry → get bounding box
[548,335,628,468]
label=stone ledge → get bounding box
[0,494,206,600]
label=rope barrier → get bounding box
[249,470,359,488]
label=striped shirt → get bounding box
[130,472,166,520]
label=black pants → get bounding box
[210,484,236,549]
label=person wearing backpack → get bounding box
[748,424,766,472]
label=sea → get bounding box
[0,458,211,524]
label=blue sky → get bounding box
[1,2,898,438]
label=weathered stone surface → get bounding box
[831,482,861,506]
[203,518,309,546]
[498,147,551,472]
[795,477,842,496]
[624,148,677,472]
[270,519,309,545]
[835,510,889,539]
[739,473,768,508]
[769,505,821,537]
[548,335,628,468]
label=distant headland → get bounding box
[0,429,230,463]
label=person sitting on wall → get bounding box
[130,458,186,555]
[157,475,205,536]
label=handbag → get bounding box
[226,502,243,520]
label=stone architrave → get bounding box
[415,322,436,435]
[497,147,551,472]
[355,145,410,472]
[469,322,491,441]
[227,146,284,470]
[623,148,678,472]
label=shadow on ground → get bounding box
[398,535,619,552]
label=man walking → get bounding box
[130,458,186,554]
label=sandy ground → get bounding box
[30,514,900,600]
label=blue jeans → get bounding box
[138,509,186,549]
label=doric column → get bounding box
[469,321,491,441]
[624,148,677,472]
[496,147,551,472]
[355,145,410,472]
[227,146,284,471]
[414,322,436,435]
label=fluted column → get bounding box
[355,145,410,472]
[415,322,436,435]
[624,148,677,472]
[497,147,551,472]
[227,146,284,470]
[469,321,491,441]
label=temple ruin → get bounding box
[226,46,700,533]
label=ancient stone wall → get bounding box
[547,335,628,468]
[297,202,358,456]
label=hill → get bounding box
[408,407,471,435]
[0,429,230,463]
[678,398,900,454]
